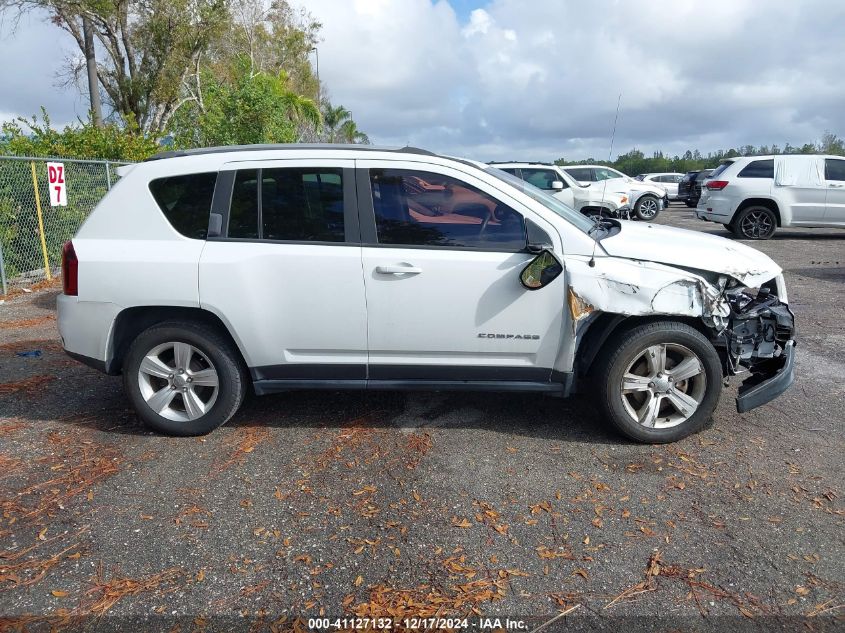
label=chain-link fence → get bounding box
[0,156,131,295]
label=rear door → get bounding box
[199,159,368,381]
[356,160,566,383]
[771,157,826,224]
[823,157,845,225]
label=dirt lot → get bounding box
[0,207,842,632]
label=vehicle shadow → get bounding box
[25,371,627,446]
[790,266,845,282]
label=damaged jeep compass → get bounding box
[57,145,796,443]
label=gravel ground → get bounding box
[0,206,842,632]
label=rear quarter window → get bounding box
[737,159,774,179]
[149,172,218,239]
[709,162,733,179]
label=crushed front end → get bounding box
[719,277,796,412]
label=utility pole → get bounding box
[83,15,103,127]
[311,46,320,105]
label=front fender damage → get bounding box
[567,256,796,411]
[566,256,730,326]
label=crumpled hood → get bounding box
[600,221,782,286]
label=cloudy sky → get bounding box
[2,0,844,161]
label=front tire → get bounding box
[123,321,247,436]
[593,321,722,443]
[731,206,777,239]
[635,195,660,221]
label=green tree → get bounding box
[2,0,230,134]
[168,57,320,147]
[318,104,369,144]
[339,120,370,145]
[819,131,845,155]
[1,109,160,161]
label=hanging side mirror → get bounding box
[520,250,563,290]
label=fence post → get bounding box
[30,161,52,280]
[106,162,112,189]
[0,240,8,296]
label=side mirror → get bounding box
[550,180,564,191]
[520,250,563,290]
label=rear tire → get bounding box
[731,206,777,239]
[684,200,696,208]
[123,321,247,436]
[593,321,722,443]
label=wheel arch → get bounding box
[574,313,715,383]
[735,198,782,226]
[109,306,250,376]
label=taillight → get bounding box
[62,241,78,296]
[706,180,729,191]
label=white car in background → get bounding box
[490,163,632,218]
[560,165,667,220]
[638,173,685,200]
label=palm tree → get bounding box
[322,104,351,143]
[340,119,370,144]
[321,104,369,144]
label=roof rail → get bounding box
[144,143,438,162]
[487,160,556,166]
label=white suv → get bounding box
[560,165,668,220]
[489,163,632,218]
[696,154,845,239]
[58,145,795,443]
[638,173,685,200]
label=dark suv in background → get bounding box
[678,170,713,207]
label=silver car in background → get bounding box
[638,173,685,200]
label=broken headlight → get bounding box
[724,281,794,369]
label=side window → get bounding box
[737,160,774,179]
[595,168,621,181]
[825,159,845,181]
[369,169,526,251]
[229,169,259,239]
[565,167,593,182]
[262,168,344,241]
[520,168,567,190]
[149,172,217,239]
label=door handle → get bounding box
[375,264,422,275]
[829,183,844,188]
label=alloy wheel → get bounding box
[740,210,774,238]
[137,341,219,422]
[620,343,706,429]
[638,197,658,219]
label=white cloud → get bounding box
[305,0,845,161]
[2,1,843,162]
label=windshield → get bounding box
[485,167,594,233]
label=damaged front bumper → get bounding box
[736,340,795,413]
[724,284,796,413]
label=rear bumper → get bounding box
[736,340,795,413]
[57,294,121,374]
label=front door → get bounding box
[199,159,368,380]
[356,160,565,383]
